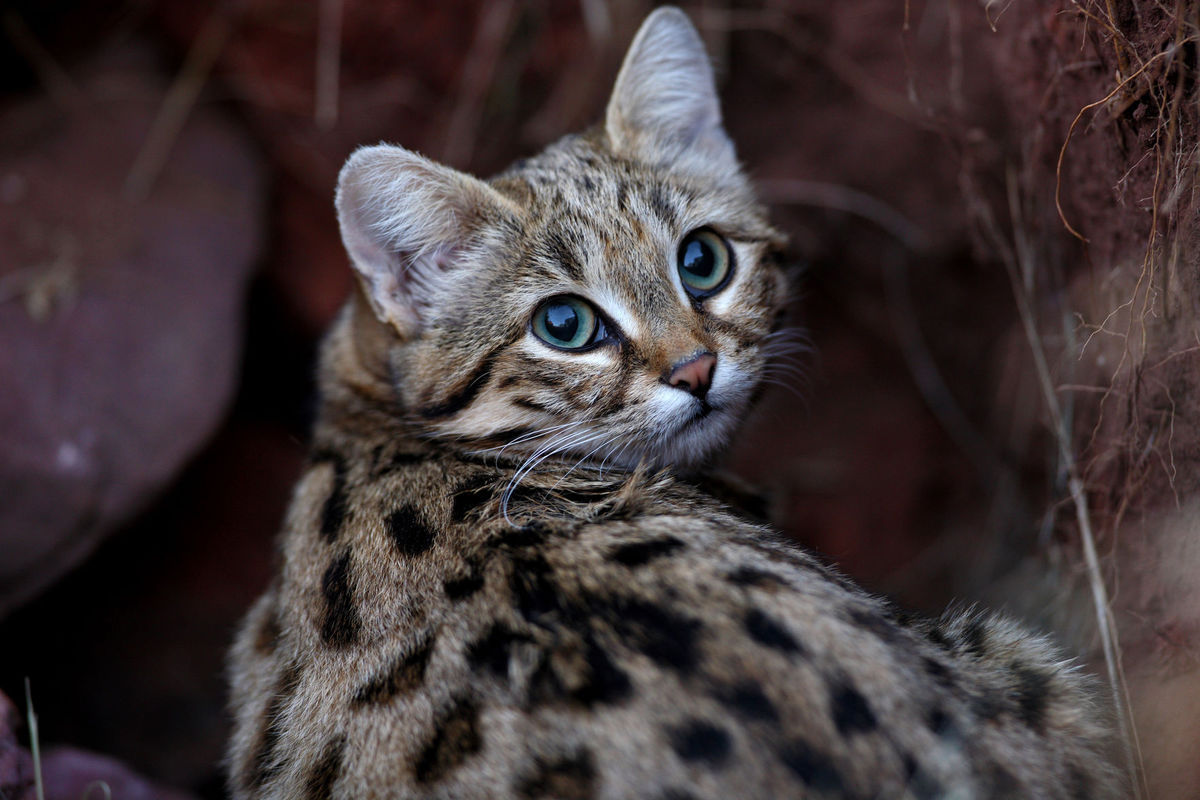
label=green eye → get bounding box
[532,296,603,350]
[678,229,733,296]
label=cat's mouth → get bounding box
[677,398,717,432]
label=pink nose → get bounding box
[667,352,717,398]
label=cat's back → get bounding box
[229,443,1112,800]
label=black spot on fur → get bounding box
[716,681,780,722]
[971,689,1006,722]
[509,553,563,623]
[573,637,634,706]
[610,537,685,566]
[516,751,596,799]
[468,623,533,676]
[494,521,552,549]
[606,595,702,672]
[849,606,904,644]
[528,634,632,708]
[985,763,1021,794]
[902,753,945,800]
[320,551,361,647]
[669,719,731,767]
[245,662,300,791]
[831,682,877,735]
[1068,764,1092,800]
[923,625,955,651]
[451,475,496,522]
[1012,662,1051,732]
[579,175,596,193]
[778,740,845,793]
[922,655,954,687]
[744,608,802,654]
[726,566,787,589]
[314,453,347,542]
[659,791,698,800]
[353,634,435,706]
[444,571,485,600]
[303,735,345,799]
[386,504,437,556]
[414,697,482,784]
[927,706,951,736]
[962,619,989,658]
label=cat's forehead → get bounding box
[488,133,769,302]
[495,132,750,223]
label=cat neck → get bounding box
[310,287,415,445]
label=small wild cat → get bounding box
[227,8,1116,799]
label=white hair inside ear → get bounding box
[335,144,517,337]
[604,6,737,177]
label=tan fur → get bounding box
[227,8,1118,799]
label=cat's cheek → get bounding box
[708,360,753,409]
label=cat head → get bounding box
[334,7,789,470]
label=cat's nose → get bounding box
[667,352,717,398]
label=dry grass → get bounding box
[957,1,1200,796]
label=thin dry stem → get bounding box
[1055,47,1175,241]
[314,0,343,130]
[441,0,516,168]
[25,678,44,800]
[2,9,83,110]
[125,8,231,200]
[1002,171,1146,799]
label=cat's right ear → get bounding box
[605,7,737,179]
[335,144,518,337]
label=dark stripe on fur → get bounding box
[414,697,483,783]
[420,349,501,418]
[303,735,346,799]
[320,551,361,647]
[353,634,436,705]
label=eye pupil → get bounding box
[543,303,579,341]
[677,229,732,296]
[532,296,601,350]
[682,240,715,279]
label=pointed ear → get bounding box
[605,7,736,174]
[335,144,518,336]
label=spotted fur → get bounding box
[228,8,1117,799]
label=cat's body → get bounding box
[227,9,1116,799]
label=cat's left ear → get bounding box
[605,7,737,177]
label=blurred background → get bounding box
[1,0,1197,797]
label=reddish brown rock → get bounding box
[38,747,199,800]
[0,43,264,617]
[0,689,198,800]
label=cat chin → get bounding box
[587,405,736,472]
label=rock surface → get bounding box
[0,689,198,800]
[0,44,264,617]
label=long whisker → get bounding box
[502,426,603,523]
[553,432,621,490]
[469,420,583,456]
